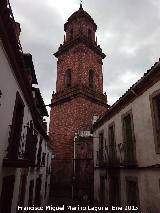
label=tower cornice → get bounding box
[54,35,106,59]
[51,85,108,107]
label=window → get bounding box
[100,176,105,204]
[45,181,47,199]
[34,176,42,206]
[122,111,136,164]
[37,137,42,167]
[88,29,92,39]
[46,153,49,172]
[7,92,24,159]
[99,132,104,164]
[17,174,27,208]
[150,91,160,153]
[41,153,46,167]
[89,69,95,89]
[108,123,116,162]
[109,176,120,206]
[126,177,139,207]
[65,69,72,88]
[28,180,34,206]
[24,122,37,165]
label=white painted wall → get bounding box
[0,40,52,212]
[93,76,160,211]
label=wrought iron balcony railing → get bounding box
[96,149,119,167]
[118,140,137,166]
[24,126,37,167]
[3,125,37,168]
[95,140,137,168]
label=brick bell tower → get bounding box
[49,4,108,201]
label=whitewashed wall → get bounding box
[0,40,52,212]
[0,40,32,199]
[93,77,160,210]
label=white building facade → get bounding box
[93,60,160,212]
[0,1,52,213]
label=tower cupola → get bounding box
[64,4,97,42]
[53,4,106,97]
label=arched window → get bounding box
[65,69,72,88]
[89,69,95,88]
[88,29,92,39]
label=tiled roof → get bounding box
[32,87,49,117]
[23,53,38,85]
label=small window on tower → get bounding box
[88,29,92,39]
[65,69,72,88]
[89,69,95,89]
[70,29,73,40]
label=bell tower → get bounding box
[55,4,105,94]
[49,4,108,201]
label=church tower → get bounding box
[49,4,108,200]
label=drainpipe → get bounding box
[72,133,77,200]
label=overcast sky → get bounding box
[10,0,160,112]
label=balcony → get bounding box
[41,153,46,167]
[24,127,37,167]
[46,166,52,175]
[3,150,31,168]
[95,141,137,168]
[119,141,137,167]
[3,126,37,168]
[96,149,119,168]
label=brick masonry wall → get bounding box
[49,97,106,159]
[56,44,104,94]
[65,18,96,42]
[49,96,107,187]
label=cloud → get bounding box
[10,0,160,108]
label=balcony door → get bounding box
[108,124,116,163]
[99,132,104,164]
[123,113,135,164]
[34,176,42,206]
[7,92,24,159]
